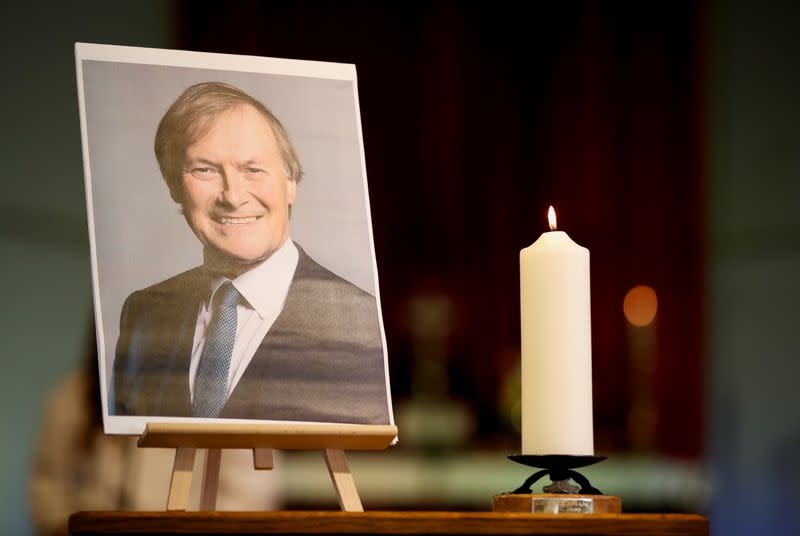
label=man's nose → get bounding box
[219,171,248,207]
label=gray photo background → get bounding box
[81,60,379,396]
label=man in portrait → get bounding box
[112,82,390,425]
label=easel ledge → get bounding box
[138,422,398,513]
[138,422,398,450]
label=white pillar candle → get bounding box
[520,206,594,455]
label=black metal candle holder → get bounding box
[507,454,606,495]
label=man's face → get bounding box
[178,104,297,273]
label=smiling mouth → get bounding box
[214,216,262,225]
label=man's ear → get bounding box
[287,178,297,206]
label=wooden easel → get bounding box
[137,422,398,512]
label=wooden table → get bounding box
[69,511,708,535]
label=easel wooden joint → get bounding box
[138,422,397,512]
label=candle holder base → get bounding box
[493,493,621,514]
[492,454,620,514]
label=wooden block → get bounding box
[199,449,222,511]
[166,447,196,511]
[253,448,274,470]
[138,422,397,450]
[323,448,364,512]
[493,493,622,514]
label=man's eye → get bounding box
[189,167,219,179]
[245,167,264,174]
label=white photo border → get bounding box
[75,43,392,435]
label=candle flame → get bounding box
[548,206,557,231]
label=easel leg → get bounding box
[199,448,222,511]
[323,448,364,512]
[253,448,274,470]
[167,447,196,511]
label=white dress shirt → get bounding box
[188,239,299,401]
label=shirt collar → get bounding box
[205,239,299,319]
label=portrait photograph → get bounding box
[75,43,393,435]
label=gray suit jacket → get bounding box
[112,245,390,424]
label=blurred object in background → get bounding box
[396,287,475,453]
[498,351,522,438]
[624,285,659,452]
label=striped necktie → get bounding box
[192,281,240,418]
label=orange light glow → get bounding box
[623,285,658,327]
[548,206,557,231]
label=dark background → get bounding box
[1,1,798,535]
[176,0,704,457]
